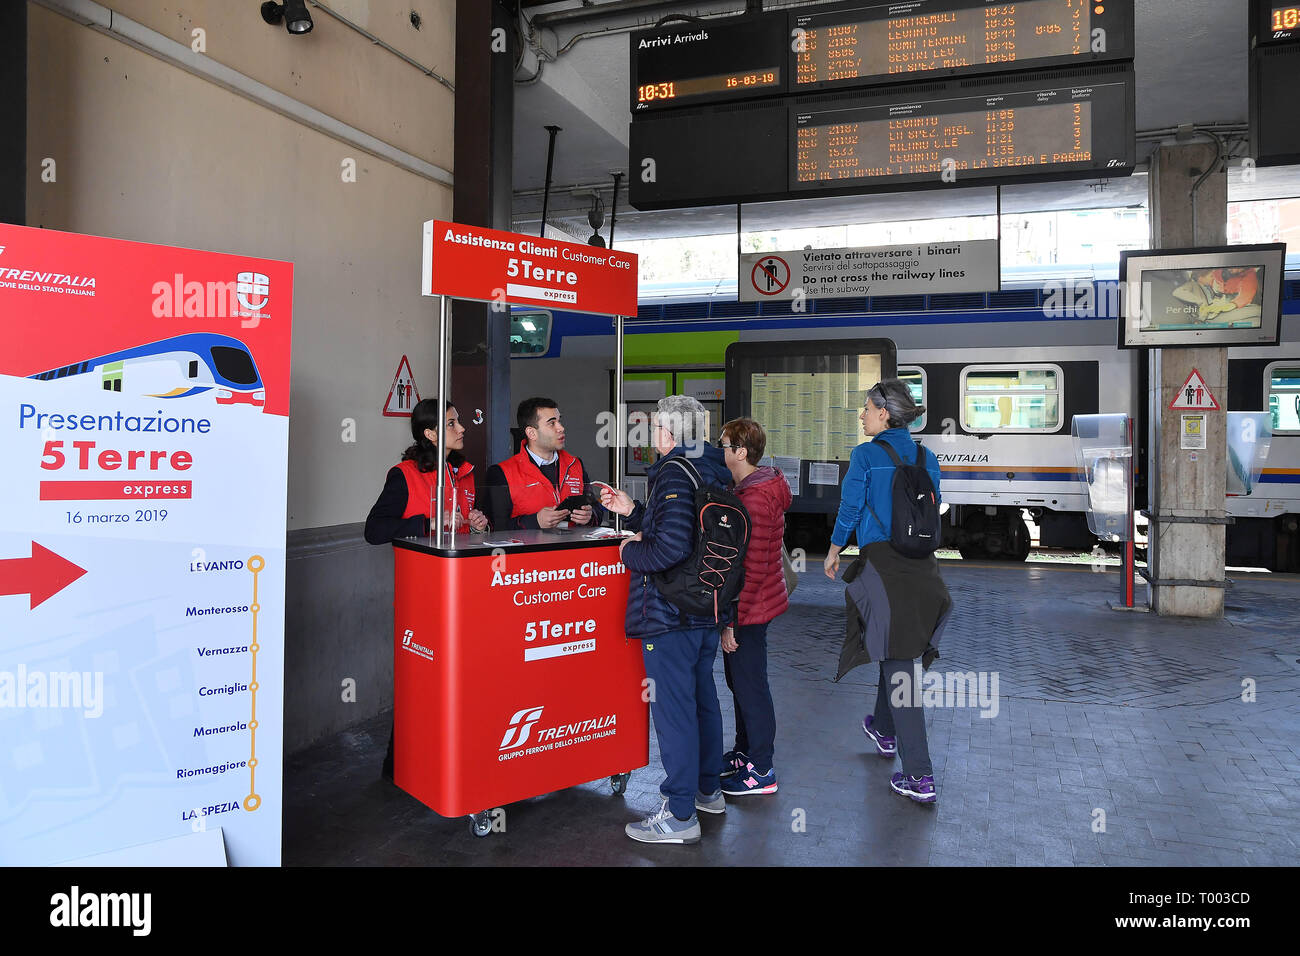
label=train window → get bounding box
[1266,363,1300,434]
[898,366,927,432]
[961,365,1062,433]
[188,360,199,378]
[210,346,258,385]
[510,311,552,357]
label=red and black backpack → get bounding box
[652,457,751,622]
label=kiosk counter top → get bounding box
[390,523,648,819]
[391,525,636,559]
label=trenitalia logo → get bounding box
[499,706,544,750]
[399,628,435,662]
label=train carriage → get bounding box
[509,268,1300,570]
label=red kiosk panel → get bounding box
[392,537,647,817]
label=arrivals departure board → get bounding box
[1255,0,1300,43]
[791,0,1133,90]
[630,16,788,112]
[791,75,1133,193]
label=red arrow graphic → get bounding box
[0,542,88,609]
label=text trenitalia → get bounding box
[490,561,625,586]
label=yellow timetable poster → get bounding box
[750,356,879,460]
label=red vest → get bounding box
[396,458,476,524]
[495,445,584,518]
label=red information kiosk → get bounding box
[394,222,644,836]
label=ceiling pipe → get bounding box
[533,0,691,27]
[540,125,562,238]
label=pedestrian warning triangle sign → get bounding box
[383,355,421,418]
[1169,369,1219,411]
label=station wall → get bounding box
[25,0,457,753]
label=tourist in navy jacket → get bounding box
[601,395,731,845]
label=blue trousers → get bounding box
[641,626,723,820]
[721,620,776,772]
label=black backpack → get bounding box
[651,457,751,622]
[864,440,941,558]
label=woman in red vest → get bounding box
[365,398,489,544]
[365,398,487,781]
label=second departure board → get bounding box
[792,0,1133,91]
[791,74,1133,193]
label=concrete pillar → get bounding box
[452,0,515,471]
[1146,141,1229,617]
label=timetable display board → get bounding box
[630,15,788,113]
[791,0,1134,90]
[724,339,896,513]
[791,72,1134,193]
[750,366,882,461]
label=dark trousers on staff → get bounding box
[721,620,776,773]
[872,659,933,779]
[641,626,723,821]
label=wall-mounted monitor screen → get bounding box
[1118,244,1288,348]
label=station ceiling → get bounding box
[509,0,1300,243]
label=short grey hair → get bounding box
[866,378,926,429]
[654,395,708,447]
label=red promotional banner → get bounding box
[0,222,293,866]
[422,220,638,316]
[0,224,293,417]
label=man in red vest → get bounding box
[484,396,600,531]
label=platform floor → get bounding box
[283,562,1300,866]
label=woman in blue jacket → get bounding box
[825,379,946,805]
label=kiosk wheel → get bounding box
[469,811,494,838]
[610,773,631,795]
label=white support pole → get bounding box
[435,295,449,549]
[614,313,624,533]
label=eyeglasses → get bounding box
[717,441,738,450]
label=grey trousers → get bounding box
[872,659,934,779]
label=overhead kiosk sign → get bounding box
[422,220,638,315]
[0,223,292,866]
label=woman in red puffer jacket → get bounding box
[717,417,793,797]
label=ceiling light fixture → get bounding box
[261,1,314,35]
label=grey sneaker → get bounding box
[625,799,701,844]
[695,789,726,815]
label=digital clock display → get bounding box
[791,78,1132,193]
[630,15,788,112]
[792,0,1131,90]
[637,70,780,104]
[1272,4,1300,35]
